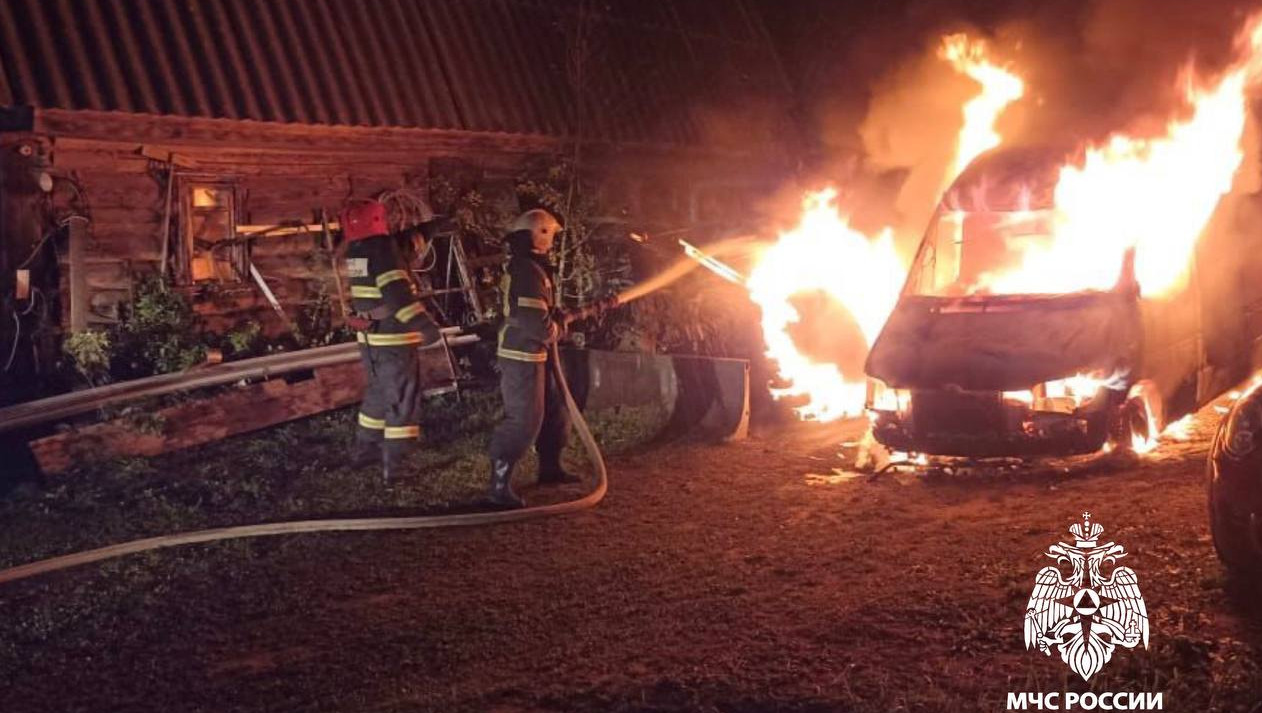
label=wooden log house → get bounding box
[0,0,794,404]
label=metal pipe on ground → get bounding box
[0,329,474,434]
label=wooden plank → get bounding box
[237,222,339,237]
[67,216,89,331]
[29,351,456,474]
[137,145,199,168]
[29,362,364,474]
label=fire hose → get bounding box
[0,337,611,587]
[0,244,716,586]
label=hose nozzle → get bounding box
[559,295,622,326]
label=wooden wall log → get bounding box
[249,236,327,258]
[84,260,132,290]
[89,206,163,226]
[70,173,162,209]
[40,111,561,158]
[32,116,782,339]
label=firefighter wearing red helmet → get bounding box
[341,200,441,483]
[485,209,579,509]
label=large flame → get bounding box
[982,20,1262,297]
[940,33,1025,180]
[747,33,1019,421]
[746,190,904,421]
[751,18,1262,434]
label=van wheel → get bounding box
[1109,381,1162,453]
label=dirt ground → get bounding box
[3,402,1262,712]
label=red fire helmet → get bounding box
[340,201,388,242]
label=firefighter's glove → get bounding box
[556,295,620,327]
[418,314,443,346]
[545,313,565,344]
[346,314,374,332]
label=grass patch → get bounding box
[0,385,667,696]
[0,387,664,571]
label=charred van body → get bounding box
[865,146,1259,457]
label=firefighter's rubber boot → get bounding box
[382,449,400,486]
[486,459,526,509]
[351,440,379,468]
[536,457,582,485]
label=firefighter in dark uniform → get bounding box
[341,200,442,483]
[486,209,580,508]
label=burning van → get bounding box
[864,146,1258,457]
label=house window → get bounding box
[178,178,245,284]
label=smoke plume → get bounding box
[776,0,1262,249]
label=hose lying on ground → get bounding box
[0,248,726,586]
[0,343,606,586]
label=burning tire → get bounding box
[1207,387,1262,577]
[1109,381,1162,453]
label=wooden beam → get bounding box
[237,222,339,238]
[29,351,457,474]
[29,362,362,474]
[40,109,560,157]
[34,108,777,164]
[136,145,198,168]
[0,332,472,434]
[67,215,89,331]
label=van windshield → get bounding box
[906,210,1061,297]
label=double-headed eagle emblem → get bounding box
[1024,513,1149,680]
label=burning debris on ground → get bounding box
[3,1,1262,711]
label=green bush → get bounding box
[225,321,262,357]
[59,278,206,385]
[62,330,112,386]
[112,278,206,377]
[294,287,351,348]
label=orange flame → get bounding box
[752,17,1262,433]
[747,34,1021,421]
[1163,415,1195,442]
[940,34,1025,180]
[746,190,904,421]
[982,20,1262,297]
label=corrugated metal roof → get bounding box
[0,0,787,146]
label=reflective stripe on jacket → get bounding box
[346,234,440,348]
[497,252,557,362]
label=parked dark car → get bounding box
[1208,382,1262,576]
